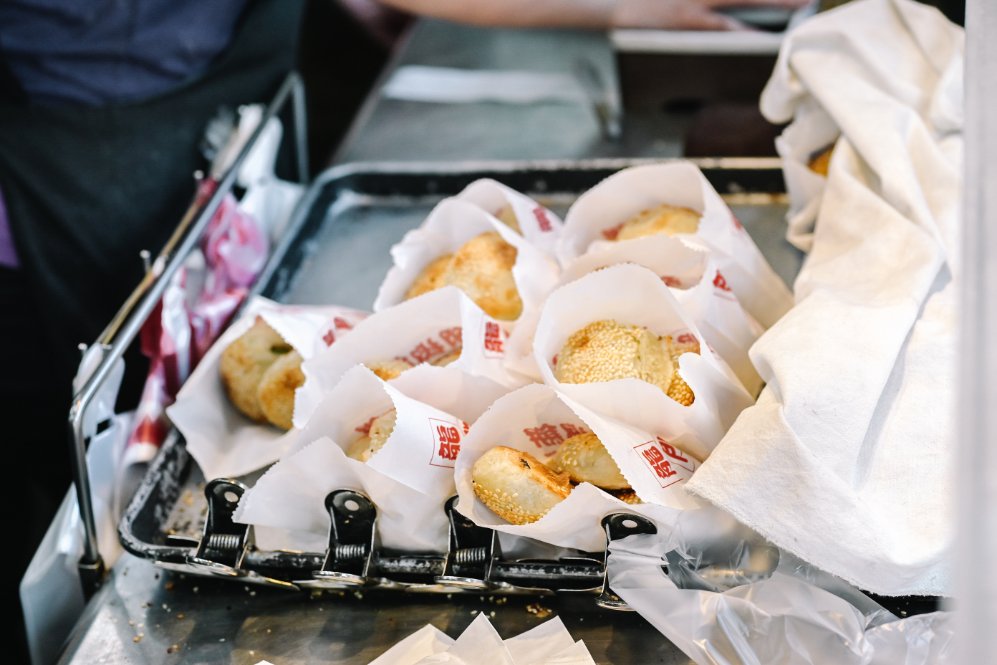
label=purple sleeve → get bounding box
[0,188,19,269]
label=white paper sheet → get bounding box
[167,297,367,480]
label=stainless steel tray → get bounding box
[120,158,814,604]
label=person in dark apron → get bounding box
[0,1,306,660]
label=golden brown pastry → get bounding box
[494,205,522,234]
[347,409,397,462]
[609,489,643,505]
[555,320,675,393]
[471,446,572,524]
[548,432,629,490]
[220,318,294,423]
[808,145,834,176]
[432,349,462,366]
[257,350,304,430]
[443,232,522,320]
[555,320,697,406]
[406,254,453,300]
[663,335,699,406]
[403,232,522,321]
[616,204,700,241]
[366,359,414,381]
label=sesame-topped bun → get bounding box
[663,335,700,406]
[220,317,294,423]
[348,409,397,462]
[554,320,676,394]
[548,432,629,490]
[405,254,453,300]
[365,359,414,382]
[444,232,522,321]
[257,350,304,430]
[616,203,700,241]
[471,446,571,524]
[609,489,642,505]
[402,232,522,321]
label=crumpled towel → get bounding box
[686,0,964,596]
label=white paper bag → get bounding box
[559,235,765,395]
[454,384,701,552]
[772,103,839,251]
[167,296,367,480]
[295,287,523,428]
[533,264,753,462]
[456,178,564,255]
[557,161,793,328]
[374,198,560,326]
[236,365,467,552]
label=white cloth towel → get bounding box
[686,0,964,596]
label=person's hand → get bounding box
[613,0,812,31]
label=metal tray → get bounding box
[119,158,818,605]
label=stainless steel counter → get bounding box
[336,20,692,164]
[59,556,693,664]
[57,18,787,665]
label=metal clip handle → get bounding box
[188,479,251,575]
[596,513,657,610]
[437,495,499,590]
[310,490,377,588]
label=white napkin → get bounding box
[368,615,595,665]
[687,0,963,595]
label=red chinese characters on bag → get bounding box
[397,327,463,366]
[533,206,554,232]
[439,326,462,350]
[633,436,697,488]
[429,418,464,468]
[321,315,358,347]
[523,422,590,449]
[483,321,504,358]
[712,270,736,301]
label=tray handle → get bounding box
[67,72,309,599]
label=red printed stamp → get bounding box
[355,416,377,436]
[523,423,564,449]
[634,437,696,488]
[560,422,588,438]
[483,321,505,358]
[712,270,736,302]
[439,326,462,350]
[533,206,553,232]
[601,223,623,241]
[429,418,463,468]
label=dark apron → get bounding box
[0,1,305,659]
[0,0,304,381]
